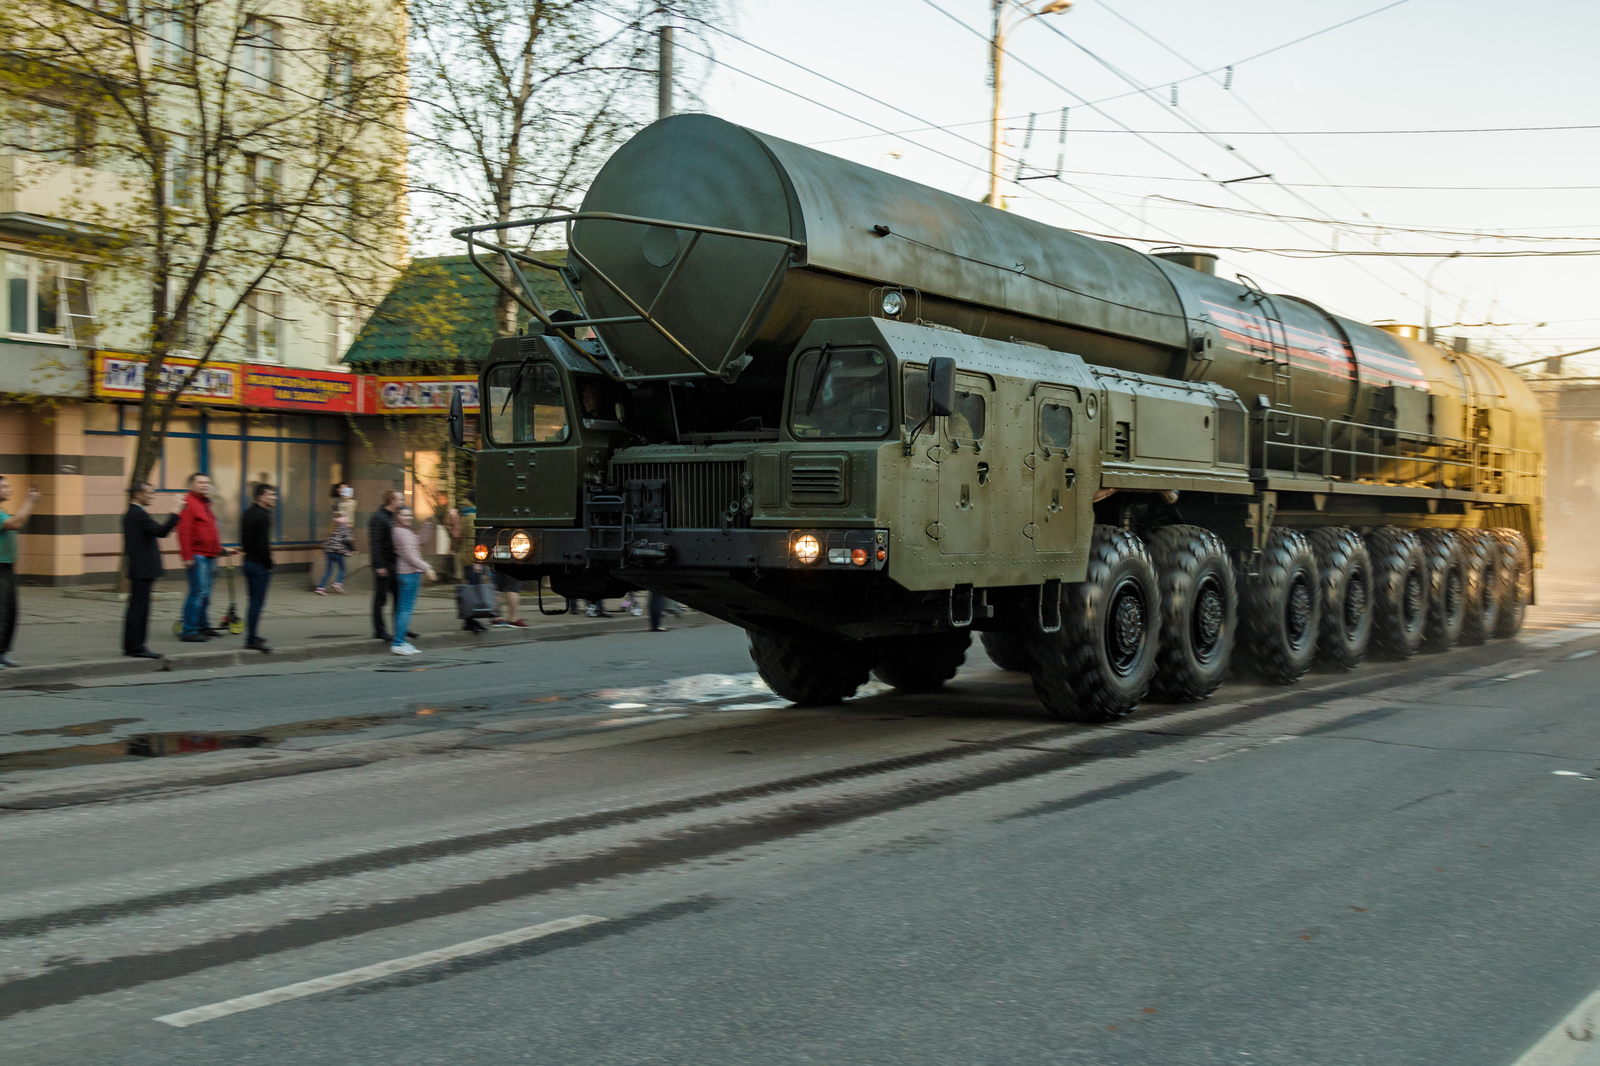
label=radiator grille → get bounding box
[789,465,845,504]
[611,460,750,529]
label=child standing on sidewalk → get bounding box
[316,515,355,594]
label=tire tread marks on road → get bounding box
[0,636,1548,1021]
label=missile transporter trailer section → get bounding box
[457,114,1543,721]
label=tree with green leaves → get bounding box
[0,0,409,488]
[407,0,718,338]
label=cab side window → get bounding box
[1040,402,1073,452]
[902,366,928,431]
[948,389,985,442]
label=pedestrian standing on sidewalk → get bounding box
[389,505,435,656]
[121,481,178,659]
[493,572,527,628]
[315,515,354,594]
[368,489,405,642]
[176,473,235,642]
[240,483,277,653]
[0,477,41,667]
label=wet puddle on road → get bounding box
[0,708,470,774]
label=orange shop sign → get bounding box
[374,375,479,414]
[93,353,239,405]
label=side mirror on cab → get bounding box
[447,386,466,448]
[927,356,956,417]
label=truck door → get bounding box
[937,374,992,555]
[1030,385,1082,555]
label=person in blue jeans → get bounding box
[389,506,435,655]
[239,483,277,653]
[175,473,235,640]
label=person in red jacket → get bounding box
[175,473,236,641]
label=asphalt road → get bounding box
[2,584,1600,1066]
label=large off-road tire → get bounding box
[1365,527,1428,658]
[979,631,1032,673]
[1458,530,1502,646]
[1026,525,1159,722]
[748,630,875,706]
[1490,528,1532,637]
[1147,524,1235,702]
[1420,530,1468,652]
[872,631,972,693]
[1237,527,1320,684]
[1307,527,1371,671]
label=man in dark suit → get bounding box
[123,481,179,658]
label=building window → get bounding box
[6,256,93,342]
[3,100,81,163]
[243,18,281,93]
[325,302,352,365]
[245,288,282,362]
[328,49,356,108]
[146,4,193,67]
[244,153,283,228]
[164,132,195,209]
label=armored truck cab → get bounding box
[459,114,1543,720]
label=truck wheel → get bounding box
[1458,530,1502,646]
[1026,524,1158,722]
[1420,530,1467,651]
[872,631,972,693]
[1490,529,1531,637]
[979,632,1032,673]
[748,630,875,706]
[1307,527,1371,670]
[1237,527,1320,684]
[1147,524,1235,702]
[1366,527,1428,658]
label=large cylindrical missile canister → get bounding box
[573,114,1540,456]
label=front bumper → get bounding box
[477,525,889,573]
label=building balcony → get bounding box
[0,154,136,239]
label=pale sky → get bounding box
[673,0,1600,371]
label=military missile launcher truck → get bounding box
[452,114,1543,720]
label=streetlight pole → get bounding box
[989,1,1072,208]
[1422,250,1461,346]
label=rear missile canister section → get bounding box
[458,114,1543,720]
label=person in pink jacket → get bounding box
[389,506,435,656]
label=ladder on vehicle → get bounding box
[1237,274,1293,415]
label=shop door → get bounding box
[937,376,992,555]
[1030,386,1082,555]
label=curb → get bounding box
[0,613,723,690]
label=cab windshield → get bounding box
[789,347,891,439]
[485,362,569,445]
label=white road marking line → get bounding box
[1553,771,1594,780]
[1510,985,1600,1065]
[154,914,606,1028]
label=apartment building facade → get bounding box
[0,0,408,583]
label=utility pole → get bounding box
[658,25,675,120]
[988,2,1072,208]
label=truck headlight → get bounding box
[792,533,820,565]
[473,543,489,562]
[509,531,532,560]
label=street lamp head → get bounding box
[1038,1,1074,13]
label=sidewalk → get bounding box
[1,573,704,688]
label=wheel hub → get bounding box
[1286,575,1313,646]
[1193,578,1224,659]
[1107,579,1147,677]
[1403,569,1425,628]
[1345,572,1368,634]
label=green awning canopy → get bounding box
[342,253,578,369]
